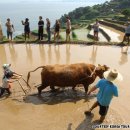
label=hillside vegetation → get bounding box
[60,0,130,25]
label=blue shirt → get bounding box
[96,79,118,106]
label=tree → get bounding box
[122,8,130,18]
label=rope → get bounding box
[89,66,97,77]
[17,80,27,95]
[21,77,31,89]
[79,66,97,82]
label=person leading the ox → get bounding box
[84,69,123,123]
[3,64,22,79]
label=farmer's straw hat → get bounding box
[2,64,11,69]
[103,69,123,82]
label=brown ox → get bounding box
[27,63,109,95]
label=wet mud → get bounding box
[0,44,130,130]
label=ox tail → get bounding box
[27,66,45,88]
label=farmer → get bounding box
[3,64,22,79]
[0,75,18,97]
[84,69,123,123]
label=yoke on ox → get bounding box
[27,63,109,95]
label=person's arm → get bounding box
[12,25,15,32]
[13,72,22,76]
[21,20,24,25]
[7,79,18,83]
[88,79,102,95]
[87,86,97,95]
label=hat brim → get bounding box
[103,70,123,82]
[3,64,11,69]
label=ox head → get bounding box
[95,64,109,79]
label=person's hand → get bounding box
[21,20,24,24]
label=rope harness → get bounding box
[80,66,97,82]
[89,66,97,77]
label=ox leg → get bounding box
[72,85,76,91]
[83,84,89,93]
[37,85,47,95]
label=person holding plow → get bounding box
[0,75,18,97]
[3,64,22,79]
[0,64,23,97]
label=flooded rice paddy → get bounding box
[0,43,130,130]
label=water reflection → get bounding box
[119,46,129,65]
[66,44,71,64]
[89,46,98,64]
[76,114,95,130]
[39,44,46,64]
[8,44,17,65]
[26,44,33,64]
[54,45,60,64]
[0,45,7,66]
[48,45,52,64]
[67,123,72,130]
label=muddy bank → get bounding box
[0,44,130,130]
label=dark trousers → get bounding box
[0,87,11,97]
[38,28,43,40]
[7,31,13,40]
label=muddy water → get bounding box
[0,44,130,130]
